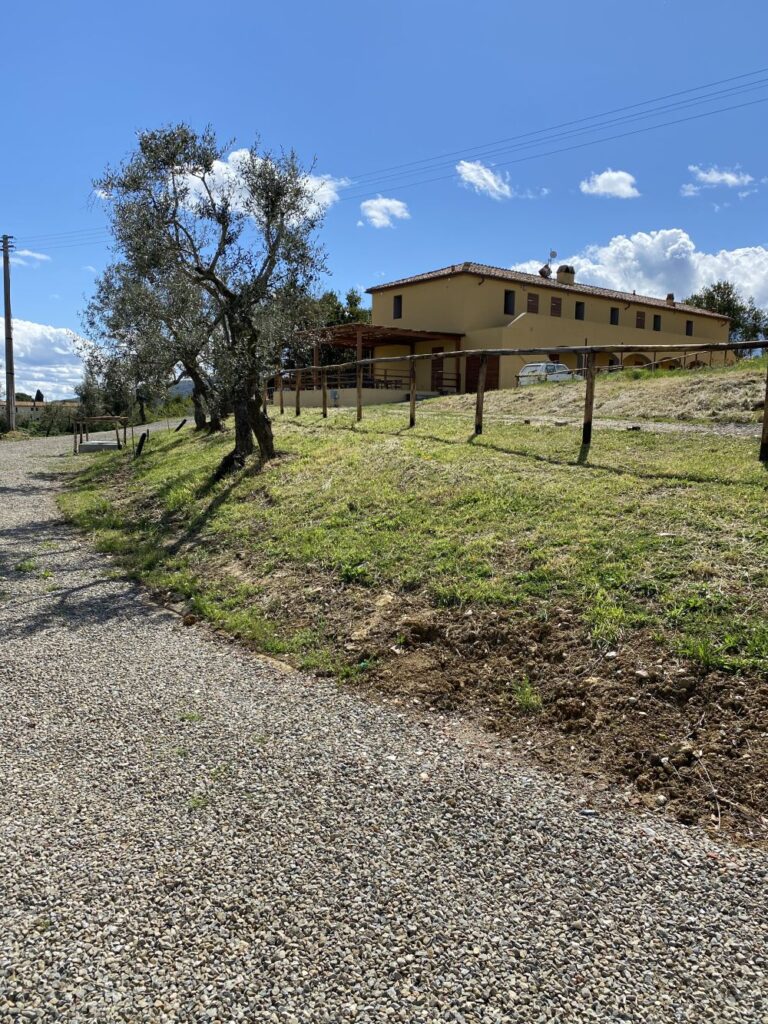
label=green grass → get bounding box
[14,558,38,573]
[512,677,543,713]
[58,400,768,677]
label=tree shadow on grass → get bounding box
[283,417,763,490]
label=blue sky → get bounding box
[3,0,768,396]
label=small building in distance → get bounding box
[13,397,79,425]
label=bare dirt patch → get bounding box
[190,563,768,845]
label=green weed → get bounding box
[512,677,543,713]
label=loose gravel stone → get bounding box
[0,430,766,1023]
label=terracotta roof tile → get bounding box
[366,262,730,321]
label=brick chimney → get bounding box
[556,264,576,285]
[666,292,675,305]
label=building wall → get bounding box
[370,273,731,390]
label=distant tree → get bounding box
[685,280,767,351]
[315,287,371,327]
[15,392,33,402]
[95,124,326,473]
[75,365,103,417]
[38,401,73,437]
[34,389,45,404]
[300,287,371,367]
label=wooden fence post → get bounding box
[582,352,596,446]
[356,362,363,422]
[295,369,301,417]
[474,353,488,435]
[278,368,284,415]
[321,368,328,419]
[409,360,417,428]
[760,362,768,463]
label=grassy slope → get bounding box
[426,357,768,424]
[60,398,768,677]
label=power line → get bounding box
[340,94,768,202]
[348,65,768,182]
[345,77,768,194]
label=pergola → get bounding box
[314,322,465,362]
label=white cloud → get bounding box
[456,160,512,200]
[738,189,757,199]
[10,249,51,267]
[513,228,768,306]
[82,265,97,274]
[455,160,548,201]
[579,169,640,199]
[181,148,349,219]
[688,164,753,188]
[1,320,84,400]
[680,183,700,198]
[359,195,411,229]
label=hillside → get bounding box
[60,374,768,841]
[426,358,767,425]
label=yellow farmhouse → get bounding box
[318,261,731,397]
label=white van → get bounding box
[518,362,577,386]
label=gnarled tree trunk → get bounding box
[191,386,207,430]
[248,397,275,461]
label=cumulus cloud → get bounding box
[10,249,51,268]
[359,196,411,229]
[1,320,84,400]
[181,148,349,219]
[455,160,548,200]
[579,169,640,199]
[513,228,768,306]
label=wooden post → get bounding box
[409,359,417,428]
[760,362,768,463]
[356,326,363,423]
[474,353,487,435]
[321,368,328,419]
[115,423,121,449]
[73,422,77,455]
[123,422,127,446]
[295,369,302,416]
[278,367,284,414]
[582,352,596,446]
[313,341,320,389]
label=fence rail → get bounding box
[269,341,768,462]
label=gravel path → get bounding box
[1,432,766,1023]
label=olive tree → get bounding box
[84,263,224,431]
[95,124,325,472]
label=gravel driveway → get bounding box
[1,431,766,1023]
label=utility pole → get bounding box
[2,234,15,431]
